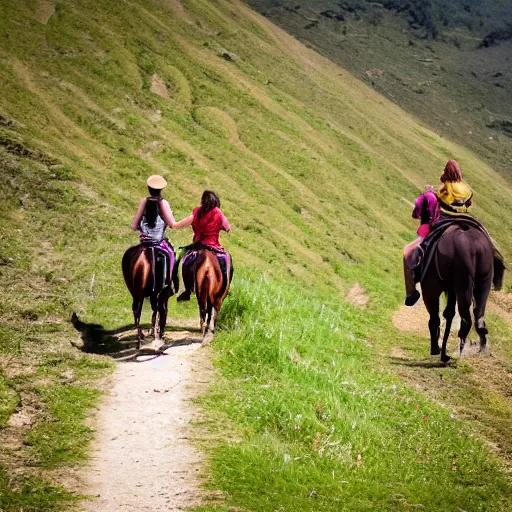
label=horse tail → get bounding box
[207,252,223,302]
[195,251,210,309]
[493,250,506,291]
[122,247,151,297]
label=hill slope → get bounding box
[1,0,512,509]
[246,0,512,174]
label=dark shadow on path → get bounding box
[70,312,203,361]
[390,356,457,369]
[70,312,126,354]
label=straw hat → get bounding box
[146,175,167,190]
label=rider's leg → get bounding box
[217,253,227,282]
[177,252,195,301]
[403,237,422,306]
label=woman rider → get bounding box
[403,159,473,306]
[403,185,440,306]
[131,175,177,283]
[172,190,231,301]
[436,159,473,216]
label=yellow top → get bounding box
[437,181,473,214]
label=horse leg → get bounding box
[150,294,157,337]
[211,306,217,334]
[205,297,214,334]
[133,296,145,349]
[157,287,171,340]
[456,292,472,358]
[199,299,208,337]
[440,292,456,364]
[211,297,225,334]
[194,256,210,337]
[473,277,491,354]
[422,289,441,357]
[199,291,210,338]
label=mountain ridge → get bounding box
[246,0,512,174]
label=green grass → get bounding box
[0,374,19,426]
[0,0,511,509]
[196,272,512,511]
[0,468,79,512]
[25,385,100,467]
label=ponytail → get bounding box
[143,196,161,228]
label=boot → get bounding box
[404,257,420,306]
[177,253,195,302]
[177,290,191,302]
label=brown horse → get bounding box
[421,224,505,363]
[122,244,175,349]
[193,250,232,337]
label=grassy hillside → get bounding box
[1,0,512,510]
[246,0,512,174]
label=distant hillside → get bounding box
[246,0,512,174]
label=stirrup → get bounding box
[405,290,420,307]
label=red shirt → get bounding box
[191,207,230,249]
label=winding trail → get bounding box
[83,327,212,511]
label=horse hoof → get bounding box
[479,345,488,356]
[430,346,441,356]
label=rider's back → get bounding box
[139,197,166,243]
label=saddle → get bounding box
[140,239,176,294]
[412,214,503,284]
[178,243,232,292]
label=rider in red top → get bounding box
[191,205,231,249]
[172,190,231,301]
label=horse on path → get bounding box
[420,220,505,363]
[191,249,232,337]
[122,243,176,349]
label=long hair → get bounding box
[144,187,162,228]
[198,190,220,219]
[440,160,463,183]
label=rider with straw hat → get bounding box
[131,175,176,241]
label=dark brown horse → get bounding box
[122,244,175,349]
[193,250,231,337]
[421,224,505,363]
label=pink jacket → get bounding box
[412,191,440,238]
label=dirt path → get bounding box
[82,326,212,512]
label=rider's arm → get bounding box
[131,198,147,230]
[219,211,231,232]
[463,183,473,207]
[172,215,193,229]
[160,200,177,228]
